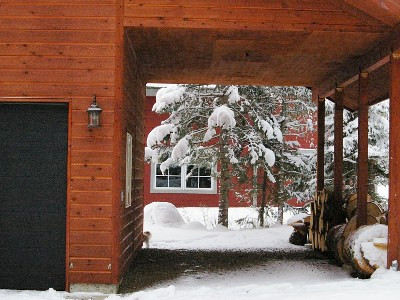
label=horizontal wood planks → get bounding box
[117,33,146,281]
[122,0,396,108]
[124,0,390,32]
[0,1,118,287]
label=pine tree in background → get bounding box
[146,84,317,227]
[145,85,279,226]
[368,100,389,207]
[323,99,389,206]
[241,86,316,225]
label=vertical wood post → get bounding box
[388,52,400,269]
[357,72,369,228]
[334,87,344,226]
[317,98,325,192]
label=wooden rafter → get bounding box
[327,0,389,26]
[344,0,400,27]
[317,24,400,103]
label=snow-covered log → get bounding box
[345,224,388,276]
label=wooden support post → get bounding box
[334,87,344,226]
[317,98,325,192]
[388,52,400,269]
[357,72,369,228]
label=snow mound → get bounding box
[147,124,175,148]
[152,86,185,113]
[227,85,240,104]
[260,120,274,139]
[211,224,230,232]
[204,105,236,142]
[144,202,185,227]
[172,136,189,161]
[286,213,309,225]
[361,241,387,269]
[180,221,206,231]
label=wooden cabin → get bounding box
[0,0,399,293]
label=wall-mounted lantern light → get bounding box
[87,94,102,128]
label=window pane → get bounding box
[199,177,211,188]
[186,177,198,188]
[169,176,181,188]
[200,167,211,176]
[156,164,166,175]
[155,176,168,187]
[169,165,181,176]
[187,165,198,176]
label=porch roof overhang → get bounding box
[124,0,400,110]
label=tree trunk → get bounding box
[259,170,267,227]
[218,129,230,227]
[277,202,284,225]
[252,165,258,206]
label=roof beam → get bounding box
[327,0,387,26]
[344,0,400,27]
[317,25,400,100]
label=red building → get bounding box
[144,86,316,208]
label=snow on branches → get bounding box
[146,84,280,172]
[146,84,319,225]
[152,86,185,113]
[204,105,236,142]
[323,99,389,203]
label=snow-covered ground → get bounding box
[177,206,300,229]
[2,202,400,300]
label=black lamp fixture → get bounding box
[87,94,102,128]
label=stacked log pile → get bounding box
[324,193,387,276]
[309,189,334,251]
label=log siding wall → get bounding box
[0,1,120,287]
[118,32,145,281]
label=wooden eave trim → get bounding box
[343,0,400,27]
[320,55,390,100]
[327,0,389,26]
[317,25,400,104]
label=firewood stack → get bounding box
[309,189,335,252]
[325,193,387,276]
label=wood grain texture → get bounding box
[357,72,369,228]
[317,98,325,192]
[388,53,400,268]
[111,0,125,284]
[0,1,117,287]
[117,32,146,281]
[334,88,345,226]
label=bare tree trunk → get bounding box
[218,129,230,227]
[252,165,258,206]
[277,202,284,225]
[259,170,268,227]
[273,166,284,225]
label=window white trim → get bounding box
[150,163,217,194]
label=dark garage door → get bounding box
[0,103,68,290]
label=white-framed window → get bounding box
[125,132,133,208]
[150,164,217,194]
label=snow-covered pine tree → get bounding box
[247,86,316,225]
[145,85,280,227]
[368,100,389,205]
[220,85,316,226]
[323,99,389,205]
